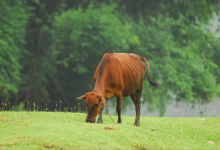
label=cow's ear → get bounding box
[77,94,87,99]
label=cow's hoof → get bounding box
[97,120,103,124]
[134,123,140,127]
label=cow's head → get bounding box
[77,90,106,123]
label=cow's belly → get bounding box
[122,81,141,97]
[121,70,142,96]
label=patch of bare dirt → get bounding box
[103,126,116,130]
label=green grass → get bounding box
[0,112,219,150]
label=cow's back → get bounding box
[93,53,145,97]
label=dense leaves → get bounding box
[0,0,219,115]
[0,0,28,101]
[51,4,137,107]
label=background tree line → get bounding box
[0,0,220,115]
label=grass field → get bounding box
[0,112,219,150]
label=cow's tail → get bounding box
[139,56,162,88]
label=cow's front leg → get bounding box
[97,106,104,123]
[116,93,123,123]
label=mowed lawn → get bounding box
[0,112,219,150]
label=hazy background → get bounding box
[0,0,220,117]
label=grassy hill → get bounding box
[0,112,219,149]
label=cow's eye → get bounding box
[94,103,99,107]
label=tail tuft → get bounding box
[138,55,162,88]
[148,79,162,88]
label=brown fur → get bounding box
[77,53,161,126]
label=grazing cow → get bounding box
[77,53,161,126]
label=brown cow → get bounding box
[77,53,161,126]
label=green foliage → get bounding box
[125,0,220,114]
[53,3,136,67]
[51,3,138,105]
[0,0,28,101]
[0,0,219,115]
[16,0,67,107]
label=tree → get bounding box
[1,0,219,115]
[117,0,220,115]
[51,3,139,109]
[0,0,28,102]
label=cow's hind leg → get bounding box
[97,106,104,123]
[116,92,123,123]
[130,89,142,126]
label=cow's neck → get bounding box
[94,81,106,98]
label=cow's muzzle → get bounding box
[86,119,95,123]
